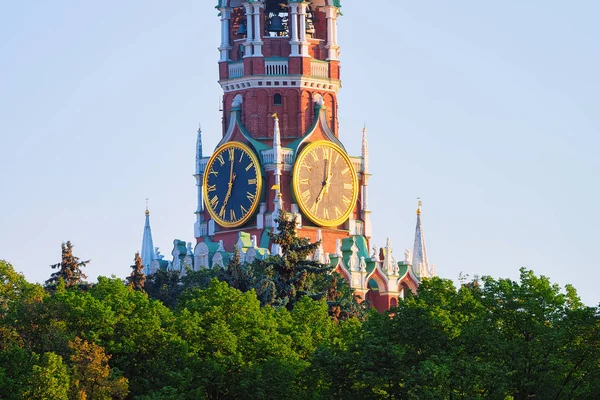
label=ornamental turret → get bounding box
[140,202,156,275]
[271,113,283,255]
[412,200,435,279]
[194,126,208,238]
[361,125,372,238]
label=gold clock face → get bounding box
[293,141,359,227]
[203,141,262,228]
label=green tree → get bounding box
[46,241,90,288]
[312,271,600,399]
[177,279,310,399]
[144,269,182,309]
[24,352,70,400]
[125,252,146,292]
[207,213,366,320]
[478,268,600,399]
[69,337,128,400]
[88,277,187,397]
[0,326,38,400]
[266,212,332,310]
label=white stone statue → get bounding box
[232,94,243,108]
[371,245,378,261]
[359,256,367,272]
[313,93,324,106]
[404,249,412,265]
[154,247,164,260]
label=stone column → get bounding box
[218,7,232,61]
[298,2,309,57]
[325,5,339,61]
[289,3,300,56]
[243,2,254,57]
[253,2,264,57]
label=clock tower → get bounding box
[189,0,434,311]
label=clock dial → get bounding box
[293,141,359,227]
[203,142,262,228]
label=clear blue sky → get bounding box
[1,1,598,304]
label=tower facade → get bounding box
[196,0,362,256]
[188,1,433,311]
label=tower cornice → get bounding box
[220,75,341,93]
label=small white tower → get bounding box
[194,125,204,238]
[140,200,156,275]
[411,199,434,279]
[361,125,372,238]
[271,113,284,256]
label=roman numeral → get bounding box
[207,184,216,192]
[247,191,256,202]
[323,148,331,160]
[310,202,318,214]
[227,148,235,160]
[219,206,226,218]
[239,151,245,162]
[301,189,311,202]
[299,178,309,185]
[341,167,350,175]
[240,205,248,215]
[210,195,219,207]
[217,154,225,166]
[230,209,237,221]
[335,207,342,218]
[310,150,318,161]
[344,183,353,190]
[334,153,340,164]
[342,196,351,206]
[245,163,253,171]
[209,169,218,176]
[323,208,329,220]
[248,178,257,185]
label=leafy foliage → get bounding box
[1,246,599,398]
[216,212,365,321]
[143,269,182,308]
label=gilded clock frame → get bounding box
[292,140,359,227]
[202,141,263,228]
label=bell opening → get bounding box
[265,0,289,37]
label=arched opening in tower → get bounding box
[265,0,289,37]
[365,278,387,313]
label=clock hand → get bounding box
[220,172,237,216]
[324,172,334,195]
[315,156,332,204]
[228,154,235,185]
[315,181,328,204]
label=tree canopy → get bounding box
[0,247,599,399]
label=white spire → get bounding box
[411,199,434,279]
[271,113,284,256]
[195,125,204,217]
[141,200,156,275]
[195,124,203,175]
[361,124,369,175]
[361,125,372,237]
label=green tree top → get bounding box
[126,252,146,293]
[46,241,90,288]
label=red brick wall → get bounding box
[222,88,336,142]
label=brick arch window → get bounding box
[274,93,282,106]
